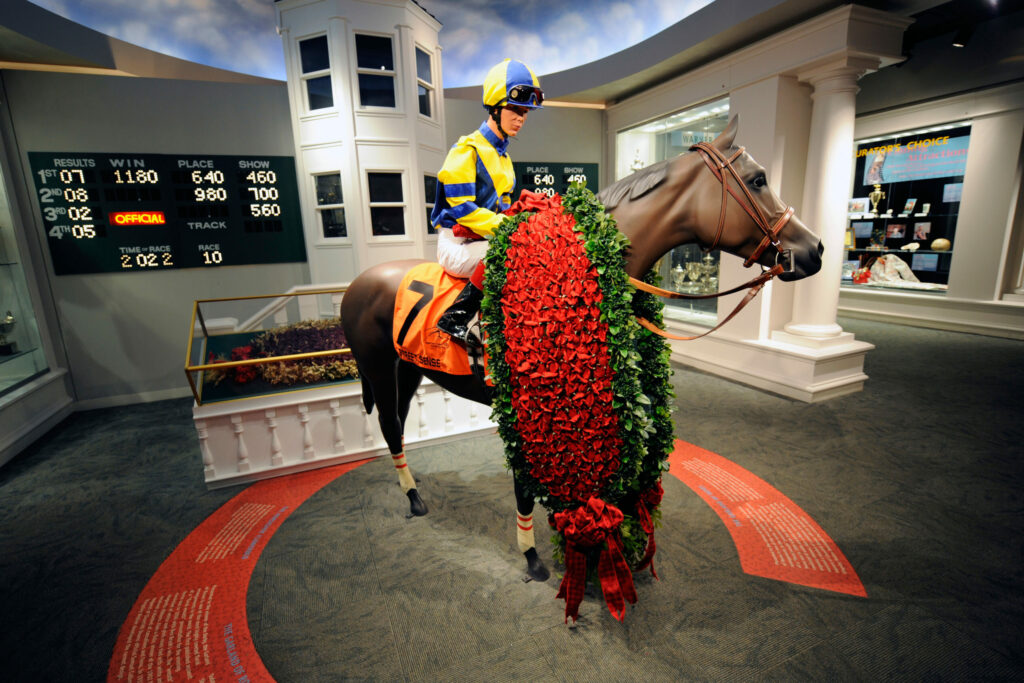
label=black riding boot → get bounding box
[437,281,483,347]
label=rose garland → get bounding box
[482,186,674,622]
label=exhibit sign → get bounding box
[512,161,599,198]
[860,134,970,185]
[28,152,306,275]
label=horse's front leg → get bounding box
[514,474,549,582]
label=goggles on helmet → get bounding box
[507,84,543,107]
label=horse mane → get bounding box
[596,157,671,209]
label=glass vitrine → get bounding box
[185,288,357,406]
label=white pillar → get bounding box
[781,57,878,343]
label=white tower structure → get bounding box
[275,0,445,284]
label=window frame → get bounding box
[297,34,334,113]
[313,172,348,241]
[424,173,438,237]
[354,32,398,110]
[414,45,434,119]
[365,170,407,240]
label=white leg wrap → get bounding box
[516,512,535,553]
[392,452,416,493]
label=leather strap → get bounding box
[629,264,782,301]
[636,276,772,341]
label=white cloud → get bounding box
[28,0,708,86]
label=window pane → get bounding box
[299,36,329,73]
[418,85,431,117]
[358,74,395,107]
[368,173,403,202]
[424,176,438,235]
[319,208,347,238]
[370,206,405,236]
[315,174,342,205]
[416,47,432,84]
[306,76,333,110]
[356,34,393,70]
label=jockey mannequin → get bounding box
[431,58,544,347]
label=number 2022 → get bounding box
[121,253,173,268]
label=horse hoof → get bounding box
[407,489,428,517]
[524,547,549,582]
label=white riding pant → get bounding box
[436,228,489,278]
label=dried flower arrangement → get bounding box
[205,319,357,389]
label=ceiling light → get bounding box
[952,25,973,48]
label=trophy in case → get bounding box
[671,264,687,292]
[868,184,886,216]
[685,260,703,292]
[700,252,719,293]
[0,310,17,355]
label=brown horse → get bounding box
[340,117,823,582]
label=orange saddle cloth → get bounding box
[393,263,479,376]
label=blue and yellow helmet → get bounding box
[482,59,543,110]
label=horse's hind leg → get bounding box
[514,474,549,582]
[393,362,427,516]
[365,362,428,516]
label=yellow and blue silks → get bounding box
[430,122,514,238]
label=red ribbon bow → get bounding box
[553,497,637,623]
[634,482,664,577]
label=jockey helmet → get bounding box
[482,59,543,111]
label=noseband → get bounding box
[627,142,797,342]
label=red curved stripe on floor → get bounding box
[109,439,864,681]
[107,461,366,683]
[669,439,867,597]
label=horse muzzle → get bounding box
[777,239,823,281]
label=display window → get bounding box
[844,122,970,292]
[615,97,730,325]
[0,157,48,397]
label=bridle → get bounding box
[629,142,797,341]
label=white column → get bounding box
[781,58,877,342]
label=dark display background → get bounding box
[28,152,307,275]
[846,125,969,285]
[512,161,599,198]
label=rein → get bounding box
[630,141,794,342]
[630,264,782,341]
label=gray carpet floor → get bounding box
[1,317,1022,681]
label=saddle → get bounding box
[392,263,484,376]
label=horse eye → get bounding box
[751,174,767,189]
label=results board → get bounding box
[512,162,599,198]
[28,152,306,275]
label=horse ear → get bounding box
[713,115,738,150]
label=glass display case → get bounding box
[185,288,357,406]
[656,244,719,325]
[616,97,730,325]
[0,157,47,398]
[843,123,970,292]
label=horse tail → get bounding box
[358,372,375,415]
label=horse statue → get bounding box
[340,116,823,592]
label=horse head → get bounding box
[598,115,823,282]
